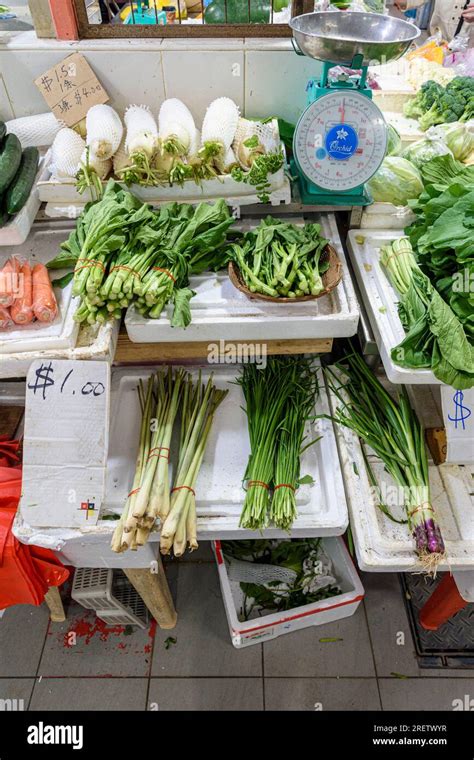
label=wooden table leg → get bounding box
[44,586,66,623]
[124,558,177,630]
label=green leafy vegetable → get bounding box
[367,157,423,205]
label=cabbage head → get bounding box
[367,157,424,205]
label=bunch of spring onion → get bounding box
[111,369,227,556]
[324,348,445,570]
[237,357,320,531]
[228,218,330,298]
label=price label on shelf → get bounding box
[440,385,474,465]
[19,360,110,528]
[34,52,109,127]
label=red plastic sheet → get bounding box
[0,440,69,609]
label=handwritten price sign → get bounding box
[441,386,474,465]
[34,53,109,127]
[19,360,110,528]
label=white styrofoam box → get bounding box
[37,167,288,205]
[383,111,423,146]
[105,364,349,539]
[372,88,416,116]
[0,153,50,246]
[43,180,292,220]
[360,202,417,231]
[13,361,349,566]
[328,375,474,572]
[0,226,79,354]
[0,316,119,379]
[347,229,438,385]
[214,537,364,648]
[126,214,359,343]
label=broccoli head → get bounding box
[403,80,444,120]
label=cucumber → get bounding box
[0,133,22,194]
[0,122,6,144]
[0,197,9,228]
[6,147,39,215]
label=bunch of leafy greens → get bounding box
[380,238,474,389]
[406,155,474,342]
[227,217,329,298]
[48,180,234,328]
[222,539,340,620]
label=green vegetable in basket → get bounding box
[227,217,330,298]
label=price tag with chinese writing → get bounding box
[20,360,110,528]
[34,52,109,127]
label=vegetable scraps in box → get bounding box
[0,258,58,330]
[222,539,341,622]
[48,98,284,204]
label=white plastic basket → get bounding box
[72,568,148,628]
[214,537,364,648]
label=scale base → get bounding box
[291,160,372,207]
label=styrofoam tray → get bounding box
[328,375,474,572]
[0,315,119,380]
[214,537,364,647]
[347,229,438,385]
[125,214,359,343]
[383,111,423,146]
[105,364,348,538]
[0,227,79,355]
[0,153,50,246]
[14,361,349,560]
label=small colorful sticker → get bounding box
[79,501,96,520]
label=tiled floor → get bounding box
[1,543,473,712]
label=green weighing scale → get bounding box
[288,12,420,206]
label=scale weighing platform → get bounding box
[289,11,420,206]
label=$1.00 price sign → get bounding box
[19,360,110,528]
[441,386,474,465]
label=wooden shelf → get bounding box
[114,328,332,363]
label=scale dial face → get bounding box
[294,90,387,192]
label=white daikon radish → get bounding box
[200,97,239,164]
[76,148,112,200]
[79,149,111,179]
[112,136,132,176]
[233,117,265,169]
[217,145,238,174]
[85,104,123,160]
[158,98,196,157]
[124,104,158,159]
[6,112,63,148]
[49,128,86,180]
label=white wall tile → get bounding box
[245,50,322,123]
[161,50,244,123]
[0,49,165,118]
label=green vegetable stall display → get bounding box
[404,77,474,131]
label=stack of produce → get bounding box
[403,77,474,131]
[227,217,330,298]
[48,97,284,203]
[325,348,445,570]
[47,180,234,327]
[237,356,319,531]
[0,257,58,330]
[0,121,39,228]
[111,369,227,556]
[380,237,474,389]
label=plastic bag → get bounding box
[402,134,453,169]
[429,121,474,162]
[367,157,424,205]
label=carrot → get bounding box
[10,262,33,325]
[0,304,13,330]
[0,257,21,307]
[32,262,58,323]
